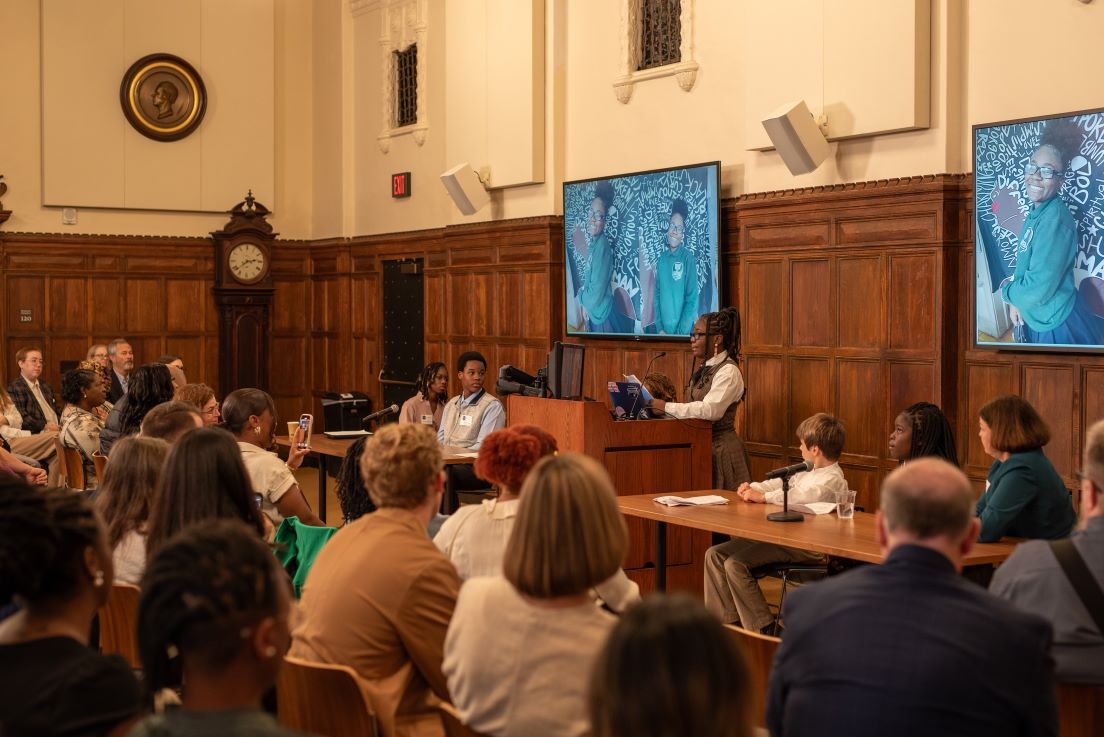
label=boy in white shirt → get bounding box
[704,413,848,633]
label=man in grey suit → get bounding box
[767,458,1057,737]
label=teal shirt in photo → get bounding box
[654,246,699,335]
[1001,196,1078,332]
[976,448,1076,543]
[579,232,614,323]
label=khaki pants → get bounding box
[703,537,824,631]
[8,431,62,487]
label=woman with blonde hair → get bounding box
[443,453,627,737]
[94,435,170,584]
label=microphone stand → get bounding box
[766,471,805,523]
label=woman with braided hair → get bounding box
[888,401,959,466]
[648,306,750,489]
[130,519,299,737]
[0,480,144,736]
[399,361,448,431]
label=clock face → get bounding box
[227,242,268,284]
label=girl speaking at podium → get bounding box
[647,307,750,489]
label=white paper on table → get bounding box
[789,502,838,516]
[622,374,654,402]
[653,495,729,507]
[453,451,479,458]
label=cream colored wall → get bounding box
[0,0,315,238]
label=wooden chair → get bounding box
[92,451,108,485]
[98,582,141,669]
[62,445,86,491]
[51,437,71,489]
[726,624,780,727]
[276,655,379,737]
[1057,682,1104,737]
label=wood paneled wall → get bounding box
[0,233,220,391]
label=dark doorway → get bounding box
[380,258,425,415]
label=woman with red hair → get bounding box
[434,425,639,612]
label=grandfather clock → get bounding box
[212,191,276,394]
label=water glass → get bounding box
[835,489,857,519]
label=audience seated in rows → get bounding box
[435,425,640,612]
[291,423,459,737]
[399,361,449,432]
[888,401,960,465]
[146,427,267,560]
[58,368,108,488]
[976,394,1076,542]
[100,364,174,456]
[0,481,144,736]
[223,388,323,528]
[130,519,298,737]
[106,339,134,404]
[2,347,61,485]
[767,458,1057,737]
[86,344,110,370]
[588,593,755,737]
[94,436,170,585]
[705,413,848,632]
[443,453,627,737]
[139,401,202,444]
[992,417,1104,684]
[173,382,220,426]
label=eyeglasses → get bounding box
[203,403,221,416]
[23,358,43,365]
[587,209,607,222]
[668,222,685,235]
[1024,163,1063,180]
[689,331,708,339]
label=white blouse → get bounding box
[663,351,745,422]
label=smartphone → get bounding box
[296,413,313,450]
[253,493,264,510]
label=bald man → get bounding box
[767,459,1057,737]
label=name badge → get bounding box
[420,414,434,425]
[459,414,474,427]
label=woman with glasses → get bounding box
[577,181,617,333]
[174,382,221,426]
[653,197,700,336]
[1002,120,1102,344]
[647,307,750,489]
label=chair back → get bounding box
[276,655,379,737]
[726,624,780,727]
[1058,682,1104,737]
[62,445,86,490]
[92,451,108,483]
[98,582,141,669]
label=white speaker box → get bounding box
[440,163,490,216]
[761,100,831,176]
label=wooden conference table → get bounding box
[275,434,478,522]
[617,490,1022,591]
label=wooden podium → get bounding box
[507,395,714,594]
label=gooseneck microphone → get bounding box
[361,404,399,427]
[763,459,813,480]
[643,351,666,379]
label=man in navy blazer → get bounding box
[766,458,1057,737]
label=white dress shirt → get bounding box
[750,462,849,506]
[663,351,745,421]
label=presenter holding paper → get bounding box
[577,181,616,333]
[1002,121,1101,344]
[648,307,750,489]
[653,198,700,336]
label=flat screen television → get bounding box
[974,108,1104,351]
[563,161,721,340]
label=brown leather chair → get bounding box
[276,656,379,737]
[1057,681,1104,737]
[726,624,780,728]
[98,582,141,669]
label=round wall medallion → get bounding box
[119,53,207,142]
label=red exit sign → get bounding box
[391,172,411,198]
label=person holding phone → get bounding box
[222,388,325,528]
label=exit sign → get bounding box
[391,172,411,198]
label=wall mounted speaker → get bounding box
[440,163,490,215]
[761,100,831,176]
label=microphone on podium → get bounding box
[634,352,667,419]
[361,404,399,428]
[763,459,813,480]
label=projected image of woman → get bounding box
[653,198,700,335]
[578,181,616,332]
[1003,121,1102,344]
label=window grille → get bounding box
[638,0,681,71]
[394,45,418,128]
